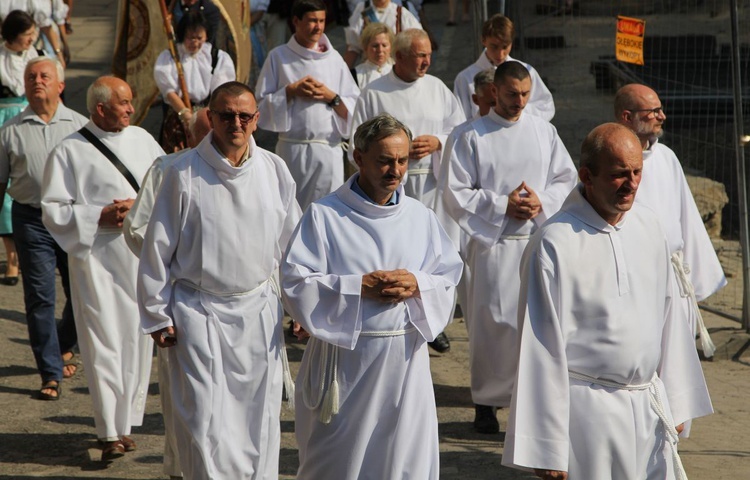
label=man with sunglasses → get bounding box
[137,81,302,479]
[615,84,726,364]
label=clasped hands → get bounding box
[99,198,134,227]
[507,182,542,221]
[286,75,336,104]
[361,269,420,303]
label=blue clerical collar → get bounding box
[351,174,400,206]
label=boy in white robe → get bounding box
[503,123,713,480]
[282,113,462,479]
[453,14,554,121]
[255,0,359,212]
[615,84,727,358]
[41,76,162,460]
[138,82,301,480]
[442,61,577,433]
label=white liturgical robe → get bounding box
[282,175,462,480]
[453,53,555,121]
[41,121,162,441]
[153,42,235,104]
[256,34,360,211]
[442,109,577,407]
[138,134,301,480]
[350,71,465,208]
[635,140,726,344]
[503,186,713,479]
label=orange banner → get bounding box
[616,15,646,66]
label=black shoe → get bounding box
[474,404,499,434]
[428,332,450,353]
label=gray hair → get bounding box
[392,28,429,57]
[580,123,640,175]
[86,77,115,115]
[25,56,65,82]
[473,68,495,92]
[353,113,413,153]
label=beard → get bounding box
[632,117,664,141]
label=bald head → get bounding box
[579,123,643,225]
[87,76,135,132]
[614,83,666,147]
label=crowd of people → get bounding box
[0,0,727,479]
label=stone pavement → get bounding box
[1,0,750,478]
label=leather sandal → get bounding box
[62,352,78,378]
[101,441,126,461]
[119,435,137,452]
[39,381,61,401]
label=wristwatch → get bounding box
[328,94,341,108]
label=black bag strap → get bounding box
[78,127,140,192]
[210,44,219,74]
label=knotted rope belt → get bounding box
[670,250,715,358]
[301,325,417,424]
[568,371,687,480]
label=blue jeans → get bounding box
[12,202,77,383]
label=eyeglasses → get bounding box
[627,106,665,118]
[210,110,258,125]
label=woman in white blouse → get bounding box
[354,22,394,89]
[0,10,41,285]
[153,10,235,152]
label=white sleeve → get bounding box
[154,49,180,97]
[209,49,237,92]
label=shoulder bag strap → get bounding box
[78,127,140,192]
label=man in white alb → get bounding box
[138,82,301,479]
[615,83,726,358]
[255,0,359,211]
[282,113,462,479]
[453,14,554,121]
[503,123,713,480]
[350,27,464,352]
[442,61,577,433]
[41,76,162,460]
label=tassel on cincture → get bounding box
[319,376,340,424]
[699,321,716,358]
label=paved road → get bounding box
[1,0,749,478]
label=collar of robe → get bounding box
[387,69,424,87]
[334,174,405,218]
[486,107,522,127]
[85,119,128,137]
[642,137,661,159]
[287,33,333,60]
[198,131,256,176]
[564,184,627,233]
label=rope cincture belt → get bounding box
[407,167,432,175]
[301,325,417,424]
[568,371,687,480]
[499,233,531,241]
[176,276,296,409]
[670,250,716,358]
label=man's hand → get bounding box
[292,320,310,340]
[362,269,420,303]
[409,135,441,160]
[285,75,336,103]
[151,326,177,348]
[507,182,542,220]
[534,469,568,480]
[99,198,135,227]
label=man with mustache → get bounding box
[502,123,713,480]
[282,113,462,479]
[441,60,577,434]
[615,84,726,362]
[255,0,359,212]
